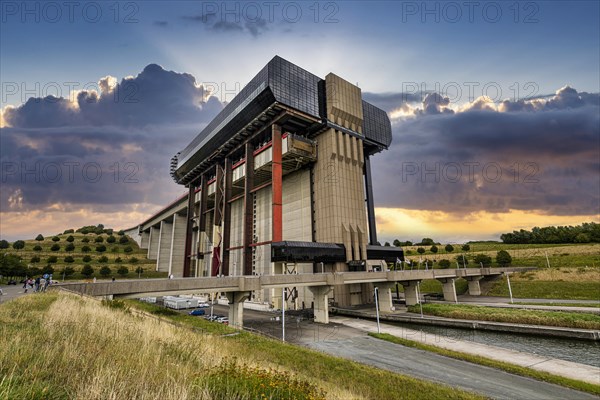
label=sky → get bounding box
[1,0,599,244]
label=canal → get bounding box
[391,321,600,368]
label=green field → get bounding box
[1,232,165,281]
[407,303,600,329]
[0,292,484,400]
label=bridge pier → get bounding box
[226,291,251,329]
[400,281,420,306]
[309,285,333,324]
[438,278,458,303]
[374,283,396,312]
[466,276,483,296]
[147,226,159,260]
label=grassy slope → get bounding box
[1,232,166,281]
[369,333,600,397]
[406,303,600,329]
[0,292,484,400]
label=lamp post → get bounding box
[282,288,286,342]
[374,287,381,334]
[505,273,514,304]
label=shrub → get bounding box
[47,256,58,263]
[117,230,125,236]
[41,265,54,275]
[444,244,454,253]
[33,245,42,251]
[461,244,470,251]
[496,250,512,267]
[63,229,74,234]
[430,245,438,254]
[35,234,44,241]
[117,266,129,276]
[64,256,75,263]
[417,247,425,254]
[103,228,114,235]
[81,245,91,253]
[98,256,109,263]
[50,244,60,252]
[115,257,122,263]
[119,235,129,244]
[52,236,60,242]
[99,266,112,277]
[30,256,41,263]
[66,235,75,242]
[96,245,107,253]
[438,259,451,268]
[81,237,90,243]
[81,264,94,277]
[106,235,116,243]
[474,254,492,267]
[62,266,75,277]
[123,246,133,253]
[12,240,25,250]
[0,240,8,249]
[95,236,104,243]
[129,257,138,264]
[82,255,92,262]
[65,243,75,252]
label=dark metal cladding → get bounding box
[172,56,392,184]
[271,241,346,263]
[366,245,405,264]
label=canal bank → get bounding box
[331,316,600,386]
[332,307,600,341]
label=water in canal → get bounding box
[391,321,600,368]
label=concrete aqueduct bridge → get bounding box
[57,267,531,328]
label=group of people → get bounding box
[22,274,53,293]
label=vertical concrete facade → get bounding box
[147,226,159,260]
[169,213,186,277]
[312,74,369,307]
[156,220,172,272]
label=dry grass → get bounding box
[512,267,600,282]
[0,292,483,400]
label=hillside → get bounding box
[0,291,483,400]
[0,231,165,282]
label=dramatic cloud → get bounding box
[370,86,600,217]
[0,64,224,224]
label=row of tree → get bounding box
[500,222,600,244]
[0,254,144,280]
[407,250,512,268]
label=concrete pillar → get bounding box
[226,291,251,329]
[140,231,150,249]
[375,283,395,312]
[169,214,186,277]
[439,278,458,303]
[308,285,333,324]
[400,281,420,306]
[147,226,160,260]
[466,276,483,296]
[156,220,173,272]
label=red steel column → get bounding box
[272,125,283,243]
[243,143,255,275]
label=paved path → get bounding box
[308,335,597,400]
[0,284,29,303]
